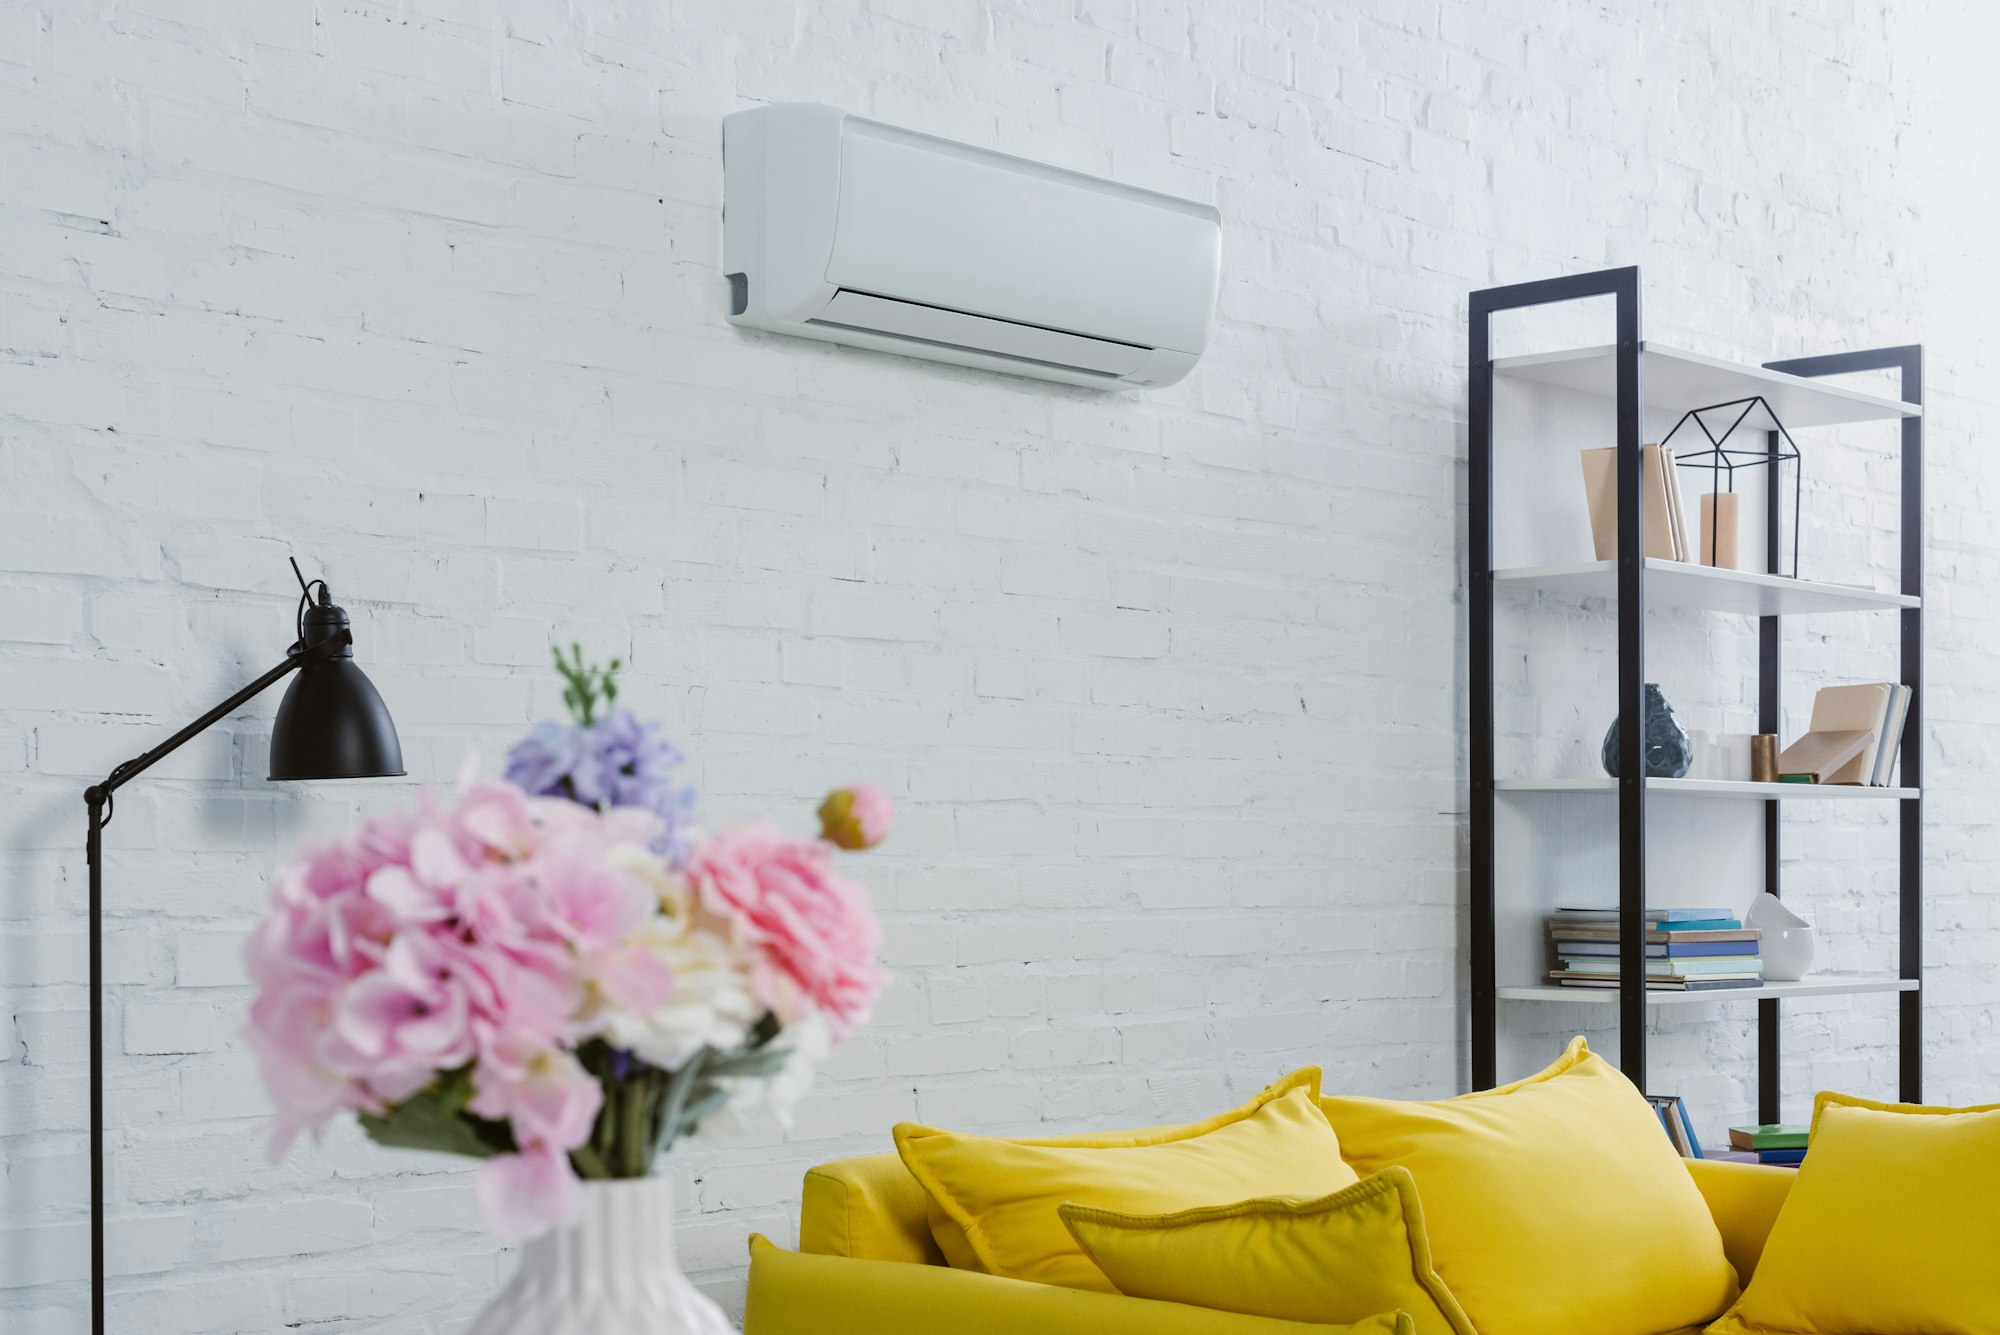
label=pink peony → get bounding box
[684,823,885,1037]
[816,784,895,850]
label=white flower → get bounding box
[585,849,762,1069]
[597,918,760,1069]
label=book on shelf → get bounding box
[1873,684,1913,786]
[1550,926,1759,945]
[1553,957,1764,977]
[1645,1095,1706,1160]
[1554,907,1734,923]
[1757,1148,1808,1167]
[1550,974,1764,991]
[1728,1124,1810,1152]
[1663,445,1690,562]
[1580,444,1688,562]
[1805,683,1913,786]
[1556,939,1760,958]
[1775,728,1873,784]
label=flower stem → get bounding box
[618,1076,649,1177]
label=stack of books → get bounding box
[1547,907,1765,991]
[1728,1123,1810,1167]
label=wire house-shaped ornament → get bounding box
[1662,395,1802,577]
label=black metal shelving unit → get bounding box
[1467,264,1924,1112]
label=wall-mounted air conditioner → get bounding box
[722,103,1222,390]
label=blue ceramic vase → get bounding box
[1600,683,1692,779]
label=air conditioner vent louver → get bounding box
[723,103,1220,391]
[808,291,1149,378]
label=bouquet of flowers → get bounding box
[245,647,893,1237]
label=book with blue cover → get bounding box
[1556,939,1760,958]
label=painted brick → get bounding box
[0,586,84,645]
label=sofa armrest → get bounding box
[1686,1158,1796,1282]
[800,1153,943,1265]
[743,1236,1408,1335]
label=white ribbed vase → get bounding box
[467,1177,735,1335]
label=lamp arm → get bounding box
[84,630,350,808]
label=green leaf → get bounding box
[664,1083,730,1147]
[360,1076,513,1162]
[701,1046,792,1079]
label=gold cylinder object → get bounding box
[1751,734,1779,784]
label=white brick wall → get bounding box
[2,0,1997,1330]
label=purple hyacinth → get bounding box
[505,707,698,866]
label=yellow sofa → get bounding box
[742,1150,1799,1334]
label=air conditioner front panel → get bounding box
[810,290,1153,377]
[825,120,1219,354]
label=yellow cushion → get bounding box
[1319,1037,1738,1335]
[1059,1166,1475,1335]
[1704,1091,2000,1335]
[894,1068,1360,1292]
[744,1234,1418,1335]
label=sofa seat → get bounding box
[742,1151,1799,1335]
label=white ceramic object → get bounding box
[1744,893,1816,982]
[1687,730,1717,778]
[1713,733,1755,782]
[468,1177,735,1335]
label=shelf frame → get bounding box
[1470,264,1649,1091]
[1467,265,1924,1113]
[1758,344,1925,1118]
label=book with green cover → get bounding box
[1728,1123,1810,1151]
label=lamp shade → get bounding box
[268,594,405,781]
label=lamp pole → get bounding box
[82,560,403,1333]
[83,637,342,1333]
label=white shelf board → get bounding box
[1497,777,1918,800]
[1498,976,1919,1006]
[1493,559,1917,615]
[1491,342,1921,428]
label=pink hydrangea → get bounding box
[245,779,661,1234]
[684,822,886,1038]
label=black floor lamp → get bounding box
[82,560,404,1334]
